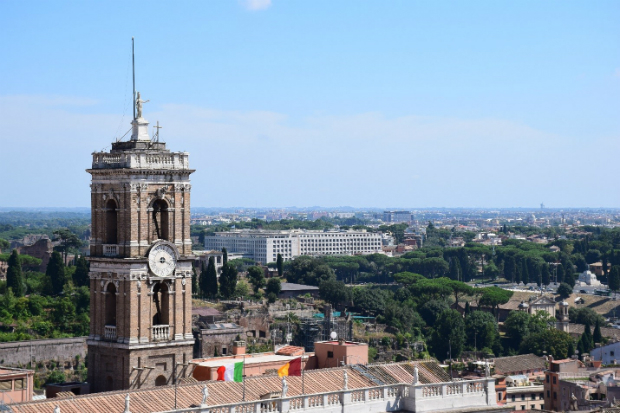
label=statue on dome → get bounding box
[136,91,149,119]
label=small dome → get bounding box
[560,301,569,306]
[518,301,529,309]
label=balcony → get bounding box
[103,245,118,257]
[152,324,170,341]
[104,325,117,341]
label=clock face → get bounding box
[148,242,177,277]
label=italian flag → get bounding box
[217,362,243,382]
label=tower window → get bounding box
[105,199,118,244]
[105,283,117,326]
[152,199,170,241]
[152,282,170,326]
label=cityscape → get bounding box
[1,1,619,413]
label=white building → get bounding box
[578,269,602,287]
[590,341,620,365]
[204,229,383,264]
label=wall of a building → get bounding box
[0,337,86,368]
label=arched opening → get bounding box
[105,199,118,244]
[152,199,169,241]
[105,283,117,326]
[155,375,167,386]
[106,376,114,391]
[152,282,169,326]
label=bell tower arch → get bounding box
[86,98,195,393]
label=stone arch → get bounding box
[152,282,170,326]
[105,198,118,244]
[105,282,117,326]
[151,198,170,241]
[155,375,167,386]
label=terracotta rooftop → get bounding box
[9,361,447,413]
[275,345,305,357]
[493,354,545,375]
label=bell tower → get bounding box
[86,93,195,392]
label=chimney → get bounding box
[233,340,246,356]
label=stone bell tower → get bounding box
[87,95,195,392]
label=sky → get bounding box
[1,0,619,209]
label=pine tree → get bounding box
[464,301,471,315]
[609,266,620,293]
[199,261,207,298]
[583,320,593,352]
[557,264,565,284]
[205,257,218,298]
[593,318,603,345]
[222,248,228,266]
[567,340,575,359]
[219,263,237,299]
[541,264,551,286]
[449,258,461,281]
[6,249,24,297]
[521,259,529,285]
[276,253,283,277]
[46,251,67,295]
[72,256,90,287]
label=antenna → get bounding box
[132,37,136,120]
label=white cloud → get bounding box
[1,94,618,208]
[241,0,272,11]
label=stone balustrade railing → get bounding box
[92,152,190,170]
[103,245,118,257]
[104,325,117,341]
[152,325,170,341]
[157,379,498,413]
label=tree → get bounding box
[505,256,517,283]
[521,259,530,285]
[222,248,228,266]
[557,264,565,284]
[479,287,513,316]
[541,263,550,286]
[46,251,67,295]
[247,266,266,293]
[557,282,573,300]
[419,299,451,326]
[446,280,474,306]
[276,253,283,277]
[567,339,575,359]
[6,250,24,297]
[430,309,466,360]
[504,311,532,349]
[202,257,218,298]
[0,238,9,252]
[219,263,238,299]
[422,257,449,278]
[266,278,281,297]
[609,266,620,293]
[568,307,606,327]
[72,256,90,287]
[520,329,573,359]
[53,229,82,265]
[465,311,499,353]
[448,258,461,281]
[319,279,351,306]
[234,280,250,298]
[583,319,594,350]
[593,318,603,345]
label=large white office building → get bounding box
[204,229,383,264]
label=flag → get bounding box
[217,362,243,382]
[278,357,302,377]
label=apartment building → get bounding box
[204,229,383,264]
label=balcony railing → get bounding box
[104,325,117,341]
[103,245,118,257]
[152,325,170,341]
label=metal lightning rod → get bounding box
[132,37,136,120]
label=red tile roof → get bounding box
[275,346,305,357]
[9,361,448,413]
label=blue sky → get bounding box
[1,1,619,208]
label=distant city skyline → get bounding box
[1,1,619,208]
